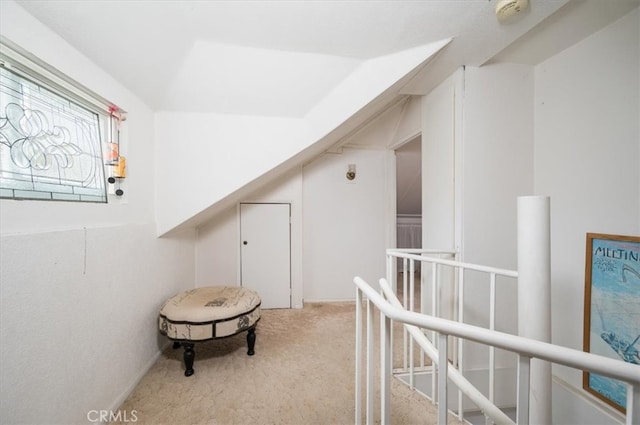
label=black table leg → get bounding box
[247,328,256,356]
[183,343,195,376]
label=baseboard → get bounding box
[552,374,625,424]
[103,341,172,424]
[303,298,356,304]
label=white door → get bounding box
[240,203,291,309]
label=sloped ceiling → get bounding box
[7,0,638,235]
[13,0,575,116]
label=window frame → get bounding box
[0,36,121,203]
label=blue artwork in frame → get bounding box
[583,233,640,413]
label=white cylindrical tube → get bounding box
[517,195,552,425]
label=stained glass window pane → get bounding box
[0,66,107,202]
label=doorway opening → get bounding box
[395,135,422,251]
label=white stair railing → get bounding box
[386,249,458,373]
[387,249,519,422]
[354,276,640,425]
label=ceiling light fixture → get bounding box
[495,0,529,22]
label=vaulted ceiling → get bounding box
[11,0,638,119]
[8,0,595,117]
[6,0,638,235]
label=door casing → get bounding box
[239,202,292,309]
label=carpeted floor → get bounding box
[112,301,462,425]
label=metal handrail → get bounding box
[354,276,640,425]
[386,248,517,423]
[380,277,515,425]
[387,249,518,278]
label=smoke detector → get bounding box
[495,0,529,21]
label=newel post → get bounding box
[517,196,552,424]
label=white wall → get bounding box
[154,112,310,236]
[196,167,304,308]
[303,148,392,301]
[462,64,534,270]
[428,11,638,418]
[196,147,392,305]
[423,63,535,267]
[393,96,423,148]
[155,40,450,236]
[418,9,639,421]
[534,8,638,424]
[462,63,535,407]
[421,64,534,405]
[461,63,534,344]
[0,225,194,424]
[0,2,195,423]
[422,70,461,252]
[195,93,416,305]
[421,70,461,335]
[0,2,157,233]
[340,95,422,150]
[196,206,240,288]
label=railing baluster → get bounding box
[355,288,362,425]
[381,311,392,425]
[516,354,530,425]
[627,383,640,425]
[366,298,374,425]
[409,258,415,389]
[410,258,415,313]
[388,253,394,378]
[438,332,449,425]
[386,253,393,292]
[490,272,496,407]
[432,262,439,404]
[458,267,465,422]
[403,257,408,371]
[420,258,426,368]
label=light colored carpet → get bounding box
[113,301,462,425]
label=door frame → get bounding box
[237,202,293,309]
[387,131,421,254]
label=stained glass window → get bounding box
[0,55,108,202]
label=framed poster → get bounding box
[583,233,640,413]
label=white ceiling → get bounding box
[10,0,638,117]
